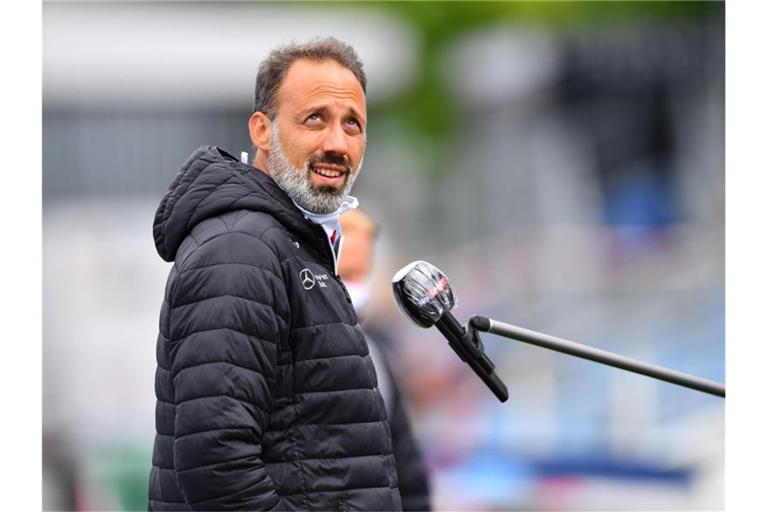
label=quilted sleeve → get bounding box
[167,230,289,510]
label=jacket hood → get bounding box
[153,145,326,262]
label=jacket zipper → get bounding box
[334,273,352,304]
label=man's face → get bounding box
[338,216,376,315]
[338,225,374,284]
[267,58,367,213]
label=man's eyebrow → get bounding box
[297,104,329,118]
[297,104,366,122]
[346,106,366,122]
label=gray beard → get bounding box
[267,126,361,214]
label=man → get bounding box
[148,38,402,511]
[338,209,432,511]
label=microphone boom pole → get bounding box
[469,315,725,398]
[392,260,725,402]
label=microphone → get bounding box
[392,261,509,402]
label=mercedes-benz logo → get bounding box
[299,268,316,290]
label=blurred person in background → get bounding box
[148,38,402,510]
[339,209,432,511]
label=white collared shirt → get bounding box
[291,195,359,275]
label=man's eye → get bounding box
[346,118,362,131]
[305,114,322,124]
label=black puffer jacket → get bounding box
[148,146,402,511]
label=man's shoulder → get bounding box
[175,210,292,271]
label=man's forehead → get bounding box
[277,58,366,113]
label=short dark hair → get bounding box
[253,37,367,118]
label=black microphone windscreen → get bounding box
[392,260,456,328]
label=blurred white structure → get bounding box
[44,1,417,108]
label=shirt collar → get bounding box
[291,195,359,270]
[292,195,359,230]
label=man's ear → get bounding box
[248,112,272,152]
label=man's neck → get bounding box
[253,152,270,176]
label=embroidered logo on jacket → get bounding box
[300,268,316,289]
[299,268,329,290]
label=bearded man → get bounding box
[148,38,402,511]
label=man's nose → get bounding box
[320,123,350,156]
